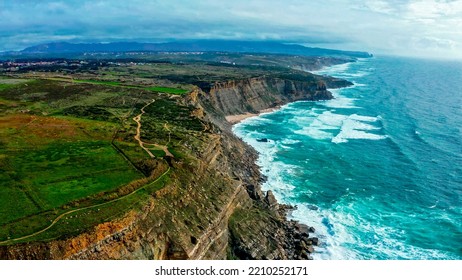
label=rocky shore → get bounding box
[265,193,319,260]
[191,74,351,259]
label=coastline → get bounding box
[225,106,281,124]
[226,104,320,259]
[227,57,462,260]
[218,74,349,258]
[208,71,356,258]
[0,62,352,260]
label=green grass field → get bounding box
[74,79,121,86]
[0,137,143,224]
[0,80,152,241]
[3,168,170,244]
[0,84,12,90]
[72,79,189,94]
[0,78,30,91]
[0,120,150,240]
[146,86,188,95]
[0,69,207,243]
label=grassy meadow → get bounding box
[0,59,256,243]
[0,77,173,242]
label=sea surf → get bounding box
[233,56,462,260]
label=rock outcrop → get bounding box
[202,76,347,116]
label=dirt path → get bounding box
[0,167,170,245]
[133,99,174,158]
[164,122,172,143]
[0,99,176,245]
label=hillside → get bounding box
[13,40,372,58]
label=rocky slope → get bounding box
[0,74,348,260]
[203,76,350,116]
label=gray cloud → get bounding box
[1,0,461,59]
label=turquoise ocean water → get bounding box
[233,57,462,260]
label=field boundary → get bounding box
[0,166,170,245]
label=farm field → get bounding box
[0,76,178,243]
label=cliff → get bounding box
[202,76,350,116]
[0,74,345,260]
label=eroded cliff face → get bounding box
[204,77,334,116]
[0,75,343,260]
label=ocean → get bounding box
[233,56,462,260]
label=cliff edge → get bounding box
[0,73,350,260]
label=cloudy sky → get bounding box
[1,0,462,59]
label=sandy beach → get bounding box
[225,107,280,124]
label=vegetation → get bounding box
[73,79,121,86]
[0,53,334,244]
[0,79,148,241]
[52,78,190,94]
[147,86,188,95]
[0,78,30,91]
[0,60,211,243]
[0,84,12,90]
[0,113,144,240]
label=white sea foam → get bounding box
[236,98,387,145]
[235,131,303,201]
[257,150,298,197]
[349,114,378,122]
[281,139,301,145]
[332,118,386,144]
[289,199,458,260]
[291,109,386,143]
[233,129,267,142]
[290,116,315,127]
[234,115,454,260]
[293,113,337,139]
[289,203,359,260]
[346,118,380,130]
[317,111,347,127]
[333,131,386,144]
[324,95,358,109]
[279,144,292,150]
[241,131,457,260]
[310,118,335,130]
[312,62,353,76]
[295,127,333,140]
[343,70,371,78]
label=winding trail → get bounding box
[0,99,176,245]
[133,100,174,158]
[0,167,170,245]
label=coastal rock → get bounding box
[264,190,279,210]
[306,245,315,254]
[307,204,319,211]
[309,237,320,246]
[201,76,339,118]
[245,184,263,201]
[295,224,310,235]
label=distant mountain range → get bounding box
[6,40,372,58]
